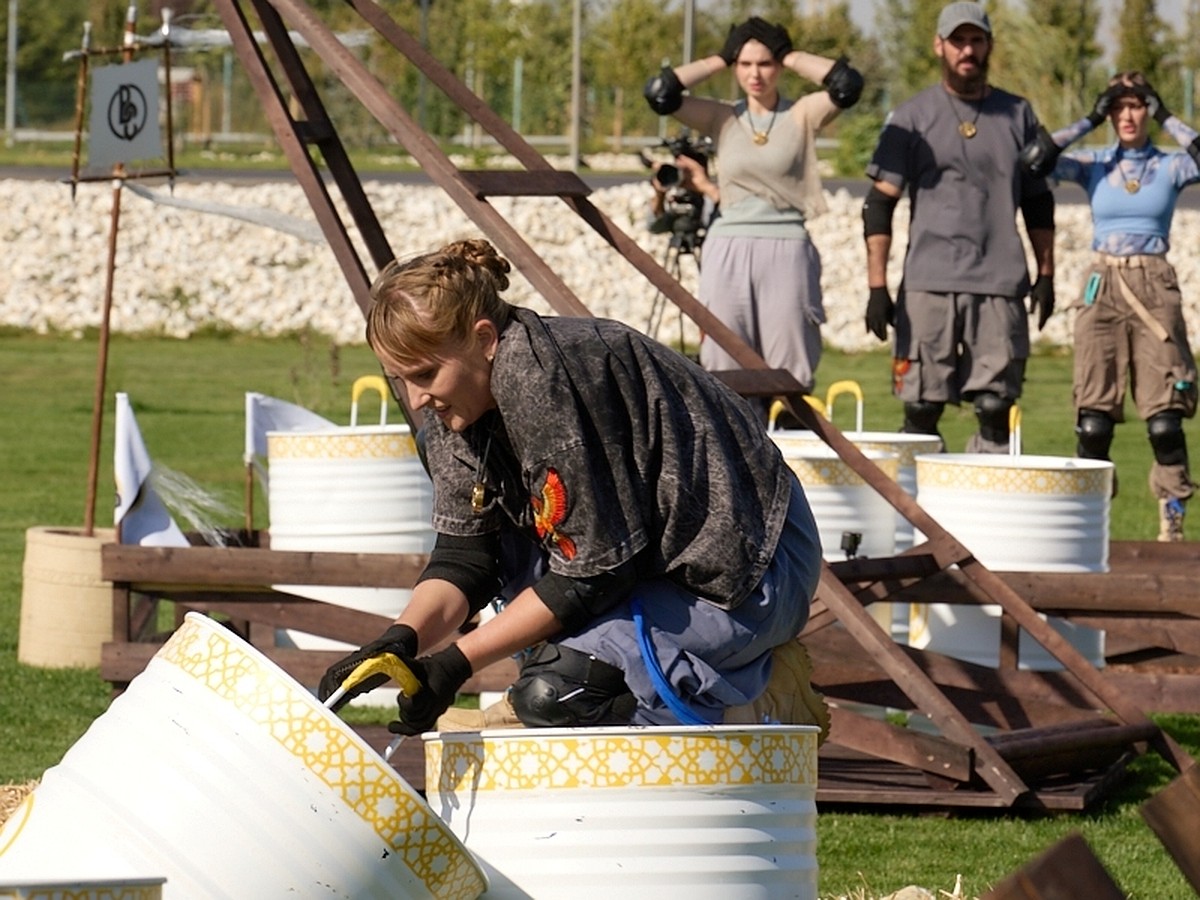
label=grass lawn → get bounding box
[0,330,1197,897]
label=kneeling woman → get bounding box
[319,238,826,734]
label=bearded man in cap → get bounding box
[861,1,1056,454]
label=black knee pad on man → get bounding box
[1148,412,1188,467]
[901,400,945,436]
[510,643,637,727]
[1076,409,1115,460]
[973,392,1013,445]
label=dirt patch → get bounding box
[0,781,38,829]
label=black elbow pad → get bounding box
[644,65,684,116]
[1020,189,1055,232]
[1018,125,1062,178]
[862,185,899,238]
[822,56,863,109]
[1188,136,1200,168]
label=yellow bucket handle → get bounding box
[824,380,864,433]
[350,375,389,427]
[1009,403,1022,456]
[767,396,828,431]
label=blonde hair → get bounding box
[366,239,515,363]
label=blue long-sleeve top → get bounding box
[1049,115,1200,255]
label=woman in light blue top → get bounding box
[1020,72,1200,540]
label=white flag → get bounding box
[113,393,188,547]
[245,392,335,487]
[87,58,164,170]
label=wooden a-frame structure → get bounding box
[190,0,1192,809]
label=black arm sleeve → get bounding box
[1020,189,1055,232]
[532,558,641,635]
[862,185,900,238]
[416,532,502,619]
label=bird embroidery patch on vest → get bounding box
[532,467,577,560]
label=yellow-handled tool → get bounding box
[322,652,421,710]
[323,652,422,762]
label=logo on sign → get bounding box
[107,83,148,142]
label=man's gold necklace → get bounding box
[946,89,984,139]
[744,103,779,146]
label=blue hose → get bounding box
[631,597,717,726]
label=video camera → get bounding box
[639,133,715,254]
[639,133,714,190]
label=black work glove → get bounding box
[746,16,794,61]
[1135,82,1171,124]
[318,623,418,710]
[1029,274,1055,331]
[718,21,755,65]
[1086,84,1125,127]
[388,643,473,736]
[865,286,894,341]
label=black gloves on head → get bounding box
[1087,84,1126,127]
[718,21,756,65]
[1134,82,1171,124]
[746,16,794,61]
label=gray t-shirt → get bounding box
[423,308,795,610]
[866,83,1049,297]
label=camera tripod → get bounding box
[646,222,704,356]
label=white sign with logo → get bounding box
[88,57,163,169]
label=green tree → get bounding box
[876,0,944,105]
[1116,0,1176,91]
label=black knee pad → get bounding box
[1076,409,1115,460]
[973,392,1013,445]
[901,400,945,436]
[1148,412,1188,467]
[510,643,637,727]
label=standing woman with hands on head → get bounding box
[643,16,864,414]
[1019,73,1200,541]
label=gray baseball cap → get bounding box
[937,1,991,37]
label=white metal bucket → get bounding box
[267,425,435,661]
[423,725,819,900]
[0,613,486,899]
[779,445,899,563]
[771,431,943,551]
[910,454,1113,670]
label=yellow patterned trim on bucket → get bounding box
[0,877,164,900]
[916,459,1111,496]
[267,429,419,461]
[426,730,818,794]
[158,616,485,900]
[784,454,899,486]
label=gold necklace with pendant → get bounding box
[1118,153,1150,194]
[946,89,983,139]
[744,103,779,146]
[471,428,494,513]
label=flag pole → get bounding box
[82,0,137,536]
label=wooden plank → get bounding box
[826,707,973,783]
[1140,764,1200,894]
[459,170,592,199]
[814,567,1030,805]
[102,544,428,588]
[982,832,1125,900]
